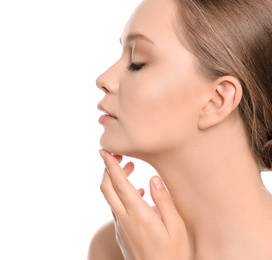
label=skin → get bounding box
[88,0,272,259]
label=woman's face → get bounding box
[97,0,210,157]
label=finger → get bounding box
[137,188,145,197]
[99,149,144,212]
[150,176,185,232]
[113,154,123,163]
[123,161,134,177]
[100,167,125,215]
[100,154,131,209]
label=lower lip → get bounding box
[98,115,117,124]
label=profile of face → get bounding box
[96,0,211,158]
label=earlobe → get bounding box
[198,76,242,130]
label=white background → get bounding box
[0,1,271,259]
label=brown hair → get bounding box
[174,0,272,170]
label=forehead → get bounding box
[121,0,178,45]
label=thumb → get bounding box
[150,176,185,233]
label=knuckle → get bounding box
[99,182,108,194]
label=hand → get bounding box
[99,149,190,260]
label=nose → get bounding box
[96,63,120,94]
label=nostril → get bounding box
[96,78,109,93]
[96,76,109,93]
[101,86,109,93]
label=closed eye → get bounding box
[127,63,146,71]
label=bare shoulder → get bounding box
[87,220,124,260]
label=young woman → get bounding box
[89,0,272,259]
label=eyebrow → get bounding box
[120,33,155,45]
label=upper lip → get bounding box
[97,102,117,118]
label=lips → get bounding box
[97,102,117,119]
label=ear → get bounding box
[198,76,242,130]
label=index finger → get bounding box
[99,149,145,213]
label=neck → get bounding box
[143,121,272,258]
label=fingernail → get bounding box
[99,149,106,160]
[152,176,164,190]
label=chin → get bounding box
[99,132,154,159]
[99,137,139,158]
[100,137,124,155]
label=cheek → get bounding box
[118,70,201,151]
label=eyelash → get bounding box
[127,63,146,71]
